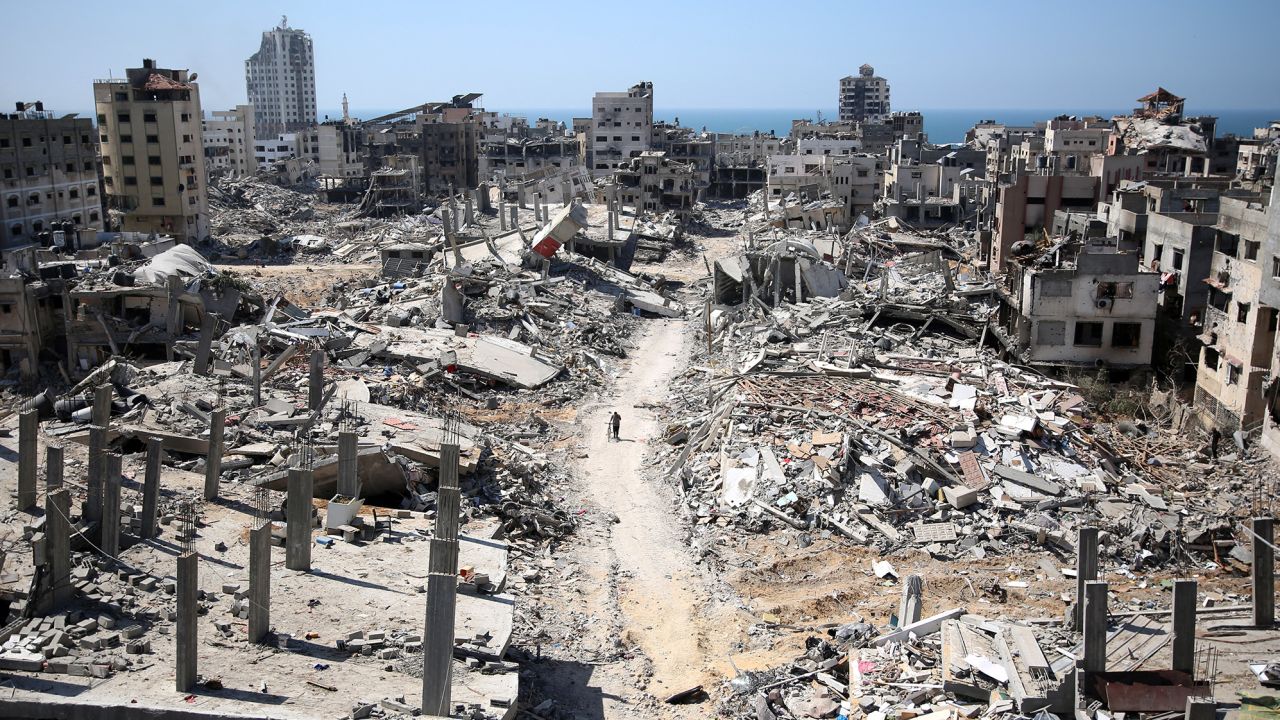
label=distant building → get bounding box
[202,105,256,177]
[253,133,300,165]
[615,150,696,217]
[93,59,209,243]
[0,103,103,248]
[838,65,890,124]
[419,109,480,192]
[245,16,316,139]
[591,82,653,178]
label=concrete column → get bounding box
[1172,579,1197,675]
[533,192,542,222]
[899,575,923,626]
[608,212,615,242]
[203,409,225,501]
[92,383,112,427]
[337,430,359,499]
[286,468,313,571]
[193,312,217,375]
[251,342,262,408]
[1081,580,1109,701]
[165,275,182,362]
[1185,697,1216,720]
[1254,517,1274,627]
[1075,526,1099,628]
[517,184,526,208]
[248,523,271,643]
[175,551,198,692]
[510,204,518,228]
[308,349,325,412]
[85,425,106,527]
[464,193,474,226]
[101,453,122,558]
[423,440,461,714]
[45,444,63,489]
[45,488,71,609]
[17,409,36,510]
[422,570,457,714]
[499,197,507,231]
[141,437,162,540]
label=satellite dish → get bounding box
[189,72,198,82]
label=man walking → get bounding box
[610,411,621,441]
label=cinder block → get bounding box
[942,485,980,509]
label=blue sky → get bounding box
[3,0,1278,115]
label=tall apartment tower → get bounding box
[838,65,890,124]
[93,59,209,242]
[590,82,653,178]
[1,102,103,248]
[245,17,316,140]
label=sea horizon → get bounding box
[316,106,1280,145]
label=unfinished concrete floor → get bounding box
[0,437,515,719]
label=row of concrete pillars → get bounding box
[1073,519,1277,711]
[28,359,460,709]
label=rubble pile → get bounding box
[208,173,323,241]
[662,236,1265,571]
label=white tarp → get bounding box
[132,244,214,285]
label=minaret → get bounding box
[342,93,350,124]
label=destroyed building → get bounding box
[614,150,697,217]
[1194,184,1278,431]
[590,81,653,177]
[201,104,257,178]
[93,59,210,243]
[992,236,1158,368]
[0,103,103,248]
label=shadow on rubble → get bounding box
[516,654,616,719]
[139,536,244,570]
[0,673,91,697]
[280,636,352,663]
[310,567,414,595]
[0,439,18,463]
[190,684,290,705]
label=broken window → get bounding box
[1273,256,1280,279]
[1238,302,1250,323]
[1073,321,1103,347]
[1246,240,1260,261]
[1203,346,1220,370]
[1173,249,1184,270]
[1096,282,1134,299]
[1228,363,1242,385]
[1036,320,1066,345]
[1112,322,1141,348]
[1217,231,1239,258]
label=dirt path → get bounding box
[578,319,711,690]
[527,321,737,718]
[520,232,746,718]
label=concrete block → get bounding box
[943,485,980,509]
